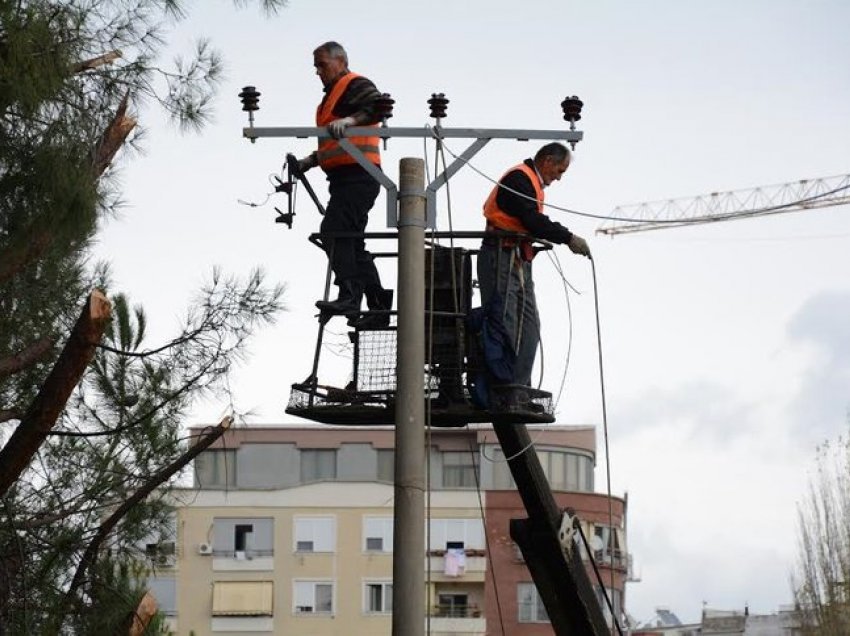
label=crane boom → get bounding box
[597,173,850,236]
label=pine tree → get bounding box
[0,1,287,631]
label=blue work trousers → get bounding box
[477,243,540,386]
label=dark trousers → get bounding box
[477,243,540,386]
[320,175,382,291]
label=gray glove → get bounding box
[297,155,315,174]
[327,116,356,139]
[567,234,591,258]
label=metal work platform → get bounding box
[285,237,556,427]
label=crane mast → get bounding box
[597,173,850,236]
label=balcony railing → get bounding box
[430,604,482,618]
[592,548,628,571]
[212,549,274,558]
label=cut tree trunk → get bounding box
[0,290,111,497]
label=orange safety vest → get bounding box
[316,72,381,172]
[482,163,544,260]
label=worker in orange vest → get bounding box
[479,143,591,386]
[297,41,392,330]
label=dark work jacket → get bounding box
[494,159,573,244]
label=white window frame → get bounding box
[442,450,477,488]
[195,449,236,488]
[518,582,548,623]
[299,448,337,482]
[363,580,393,614]
[293,516,335,553]
[428,518,485,551]
[293,580,334,615]
[363,516,393,553]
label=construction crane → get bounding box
[596,173,850,236]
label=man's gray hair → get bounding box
[534,142,571,164]
[314,41,348,66]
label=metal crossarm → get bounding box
[242,125,583,228]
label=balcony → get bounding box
[211,549,274,572]
[592,548,628,572]
[428,605,486,635]
[426,549,486,581]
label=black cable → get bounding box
[590,256,619,624]
[468,436,507,636]
[575,520,624,636]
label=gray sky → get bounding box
[93,0,850,624]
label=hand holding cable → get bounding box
[567,233,591,258]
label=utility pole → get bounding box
[238,88,610,635]
[392,158,426,636]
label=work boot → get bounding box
[350,288,393,330]
[316,280,363,315]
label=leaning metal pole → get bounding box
[392,158,426,636]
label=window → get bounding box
[488,447,516,489]
[537,449,594,492]
[294,581,333,614]
[294,517,335,553]
[595,586,621,627]
[593,525,625,567]
[442,451,477,488]
[428,518,484,551]
[212,581,273,616]
[194,450,236,488]
[363,516,393,552]
[212,518,274,557]
[364,582,393,613]
[376,449,394,481]
[300,449,337,482]
[436,593,468,618]
[234,524,252,553]
[146,577,176,616]
[517,582,548,623]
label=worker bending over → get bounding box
[478,142,591,386]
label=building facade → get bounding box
[148,424,629,635]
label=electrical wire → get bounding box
[236,173,282,209]
[427,127,850,225]
[543,250,576,411]
[589,256,618,613]
[468,436,507,636]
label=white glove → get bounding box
[567,234,591,258]
[327,116,356,139]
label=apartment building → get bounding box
[148,424,629,635]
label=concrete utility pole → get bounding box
[392,158,426,636]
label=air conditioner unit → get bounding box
[156,553,175,568]
[198,542,213,555]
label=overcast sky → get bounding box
[92,0,850,625]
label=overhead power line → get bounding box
[597,173,850,236]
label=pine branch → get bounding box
[0,410,23,425]
[0,92,134,286]
[92,91,136,176]
[71,50,123,74]
[0,336,57,380]
[0,291,111,497]
[62,416,233,617]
